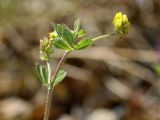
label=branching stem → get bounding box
[43,51,70,120]
[43,33,116,120]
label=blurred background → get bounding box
[0,0,160,120]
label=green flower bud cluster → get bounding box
[113,12,130,38]
[39,38,52,61]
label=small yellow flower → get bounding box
[113,12,130,38]
[39,37,53,61]
[49,31,57,41]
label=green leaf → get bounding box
[35,63,42,81]
[35,63,51,87]
[35,63,48,86]
[42,66,48,84]
[54,70,67,86]
[74,19,80,37]
[63,27,74,47]
[74,38,93,50]
[77,29,86,37]
[54,24,65,38]
[54,38,73,50]
[54,24,74,47]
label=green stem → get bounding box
[43,51,70,120]
[51,51,70,86]
[92,33,116,41]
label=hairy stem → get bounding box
[93,33,116,41]
[43,87,53,120]
[43,51,70,120]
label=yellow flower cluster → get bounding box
[39,31,58,61]
[113,12,130,38]
[49,31,57,41]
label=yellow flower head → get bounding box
[39,37,53,61]
[113,12,130,38]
